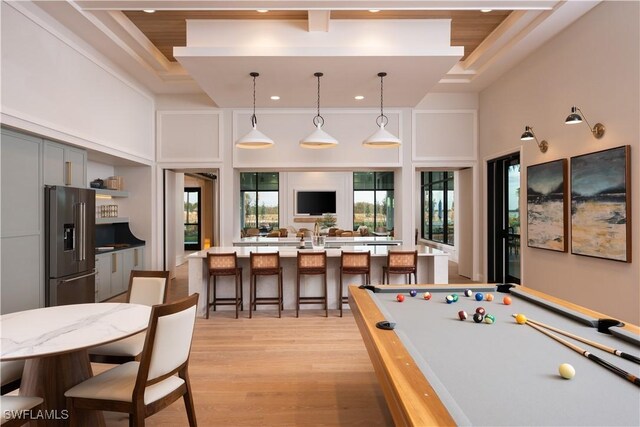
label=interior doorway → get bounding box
[487,153,521,284]
[162,169,218,276]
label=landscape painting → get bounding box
[571,146,631,262]
[527,159,568,251]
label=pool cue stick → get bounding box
[525,317,640,365]
[513,315,640,387]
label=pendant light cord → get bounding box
[380,73,384,119]
[376,72,388,127]
[250,72,258,127]
[313,72,325,127]
[317,74,321,119]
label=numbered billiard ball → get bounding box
[409,290,417,297]
[475,292,484,302]
[473,313,484,323]
[464,289,473,297]
[476,307,486,315]
[451,294,459,302]
[484,314,496,324]
[458,310,468,321]
[503,296,512,305]
[423,292,432,300]
[445,295,455,304]
[515,313,527,324]
[485,293,494,302]
[396,294,405,302]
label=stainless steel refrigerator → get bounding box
[45,186,96,306]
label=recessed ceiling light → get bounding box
[256,9,269,13]
[270,96,280,100]
[481,9,492,13]
[354,95,365,100]
[143,9,156,13]
[369,9,381,13]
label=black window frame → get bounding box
[184,187,201,251]
[240,172,279,231]
[421,171,454,245]
[353,171,395,232]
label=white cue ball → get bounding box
[558,363,575,379]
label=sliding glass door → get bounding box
[487,154,521,284]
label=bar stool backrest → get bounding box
[297,251,327,271]
[250,252,280,274]
[388,250,418,271]
[341,251,370,272]
[207,253,238,274]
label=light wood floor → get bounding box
[102,261,474,426]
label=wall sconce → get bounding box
[520,126,548,153]
[565,106,605,139]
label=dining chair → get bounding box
[382,250,418,284]
[65,293,199,427]
[1,360,24,395]
[0,396,43,427]
[89,270,170,364]
[246,228,260,237]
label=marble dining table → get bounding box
[0,303,151,426]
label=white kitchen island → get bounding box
[188,245,449,317]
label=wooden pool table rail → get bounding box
[349,285,456,427]
[349,283,639,427]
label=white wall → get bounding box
[479,1,639,323]
[281,171,353,231]
[0,2,154,163]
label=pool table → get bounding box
[349,284,640,426]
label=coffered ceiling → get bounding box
[123,10,511,63]
[26,1,600,107]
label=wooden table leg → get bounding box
[20,350,105,427]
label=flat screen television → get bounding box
[296,191,336,216]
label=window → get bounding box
[353,172,394,232]
[184,188,201,250]
[421,171,454,245]
[240,172,279,232]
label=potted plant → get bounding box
[320,213,337,229]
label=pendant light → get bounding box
[363,72,401,148]
[300,72,338,149]
[235,72,274,149]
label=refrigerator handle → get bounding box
[79,202,86,262]
[59,269,97,283]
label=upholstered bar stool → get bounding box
[339,251,371,317]
[382,250,418,284]
[249,252,283,318]
[296,251,328,317]
[206,253,243,319]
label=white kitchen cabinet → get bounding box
[95,254,112,302]
[1,128,43,313]
[122,247,145,279]
[43,140,86,187]
[95,246,145,302]
[110,251,125,296]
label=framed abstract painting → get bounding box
[570,146,631,262]
[527,159,568,252]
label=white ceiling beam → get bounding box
[307,10,330,32]
[75,1,558,11]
